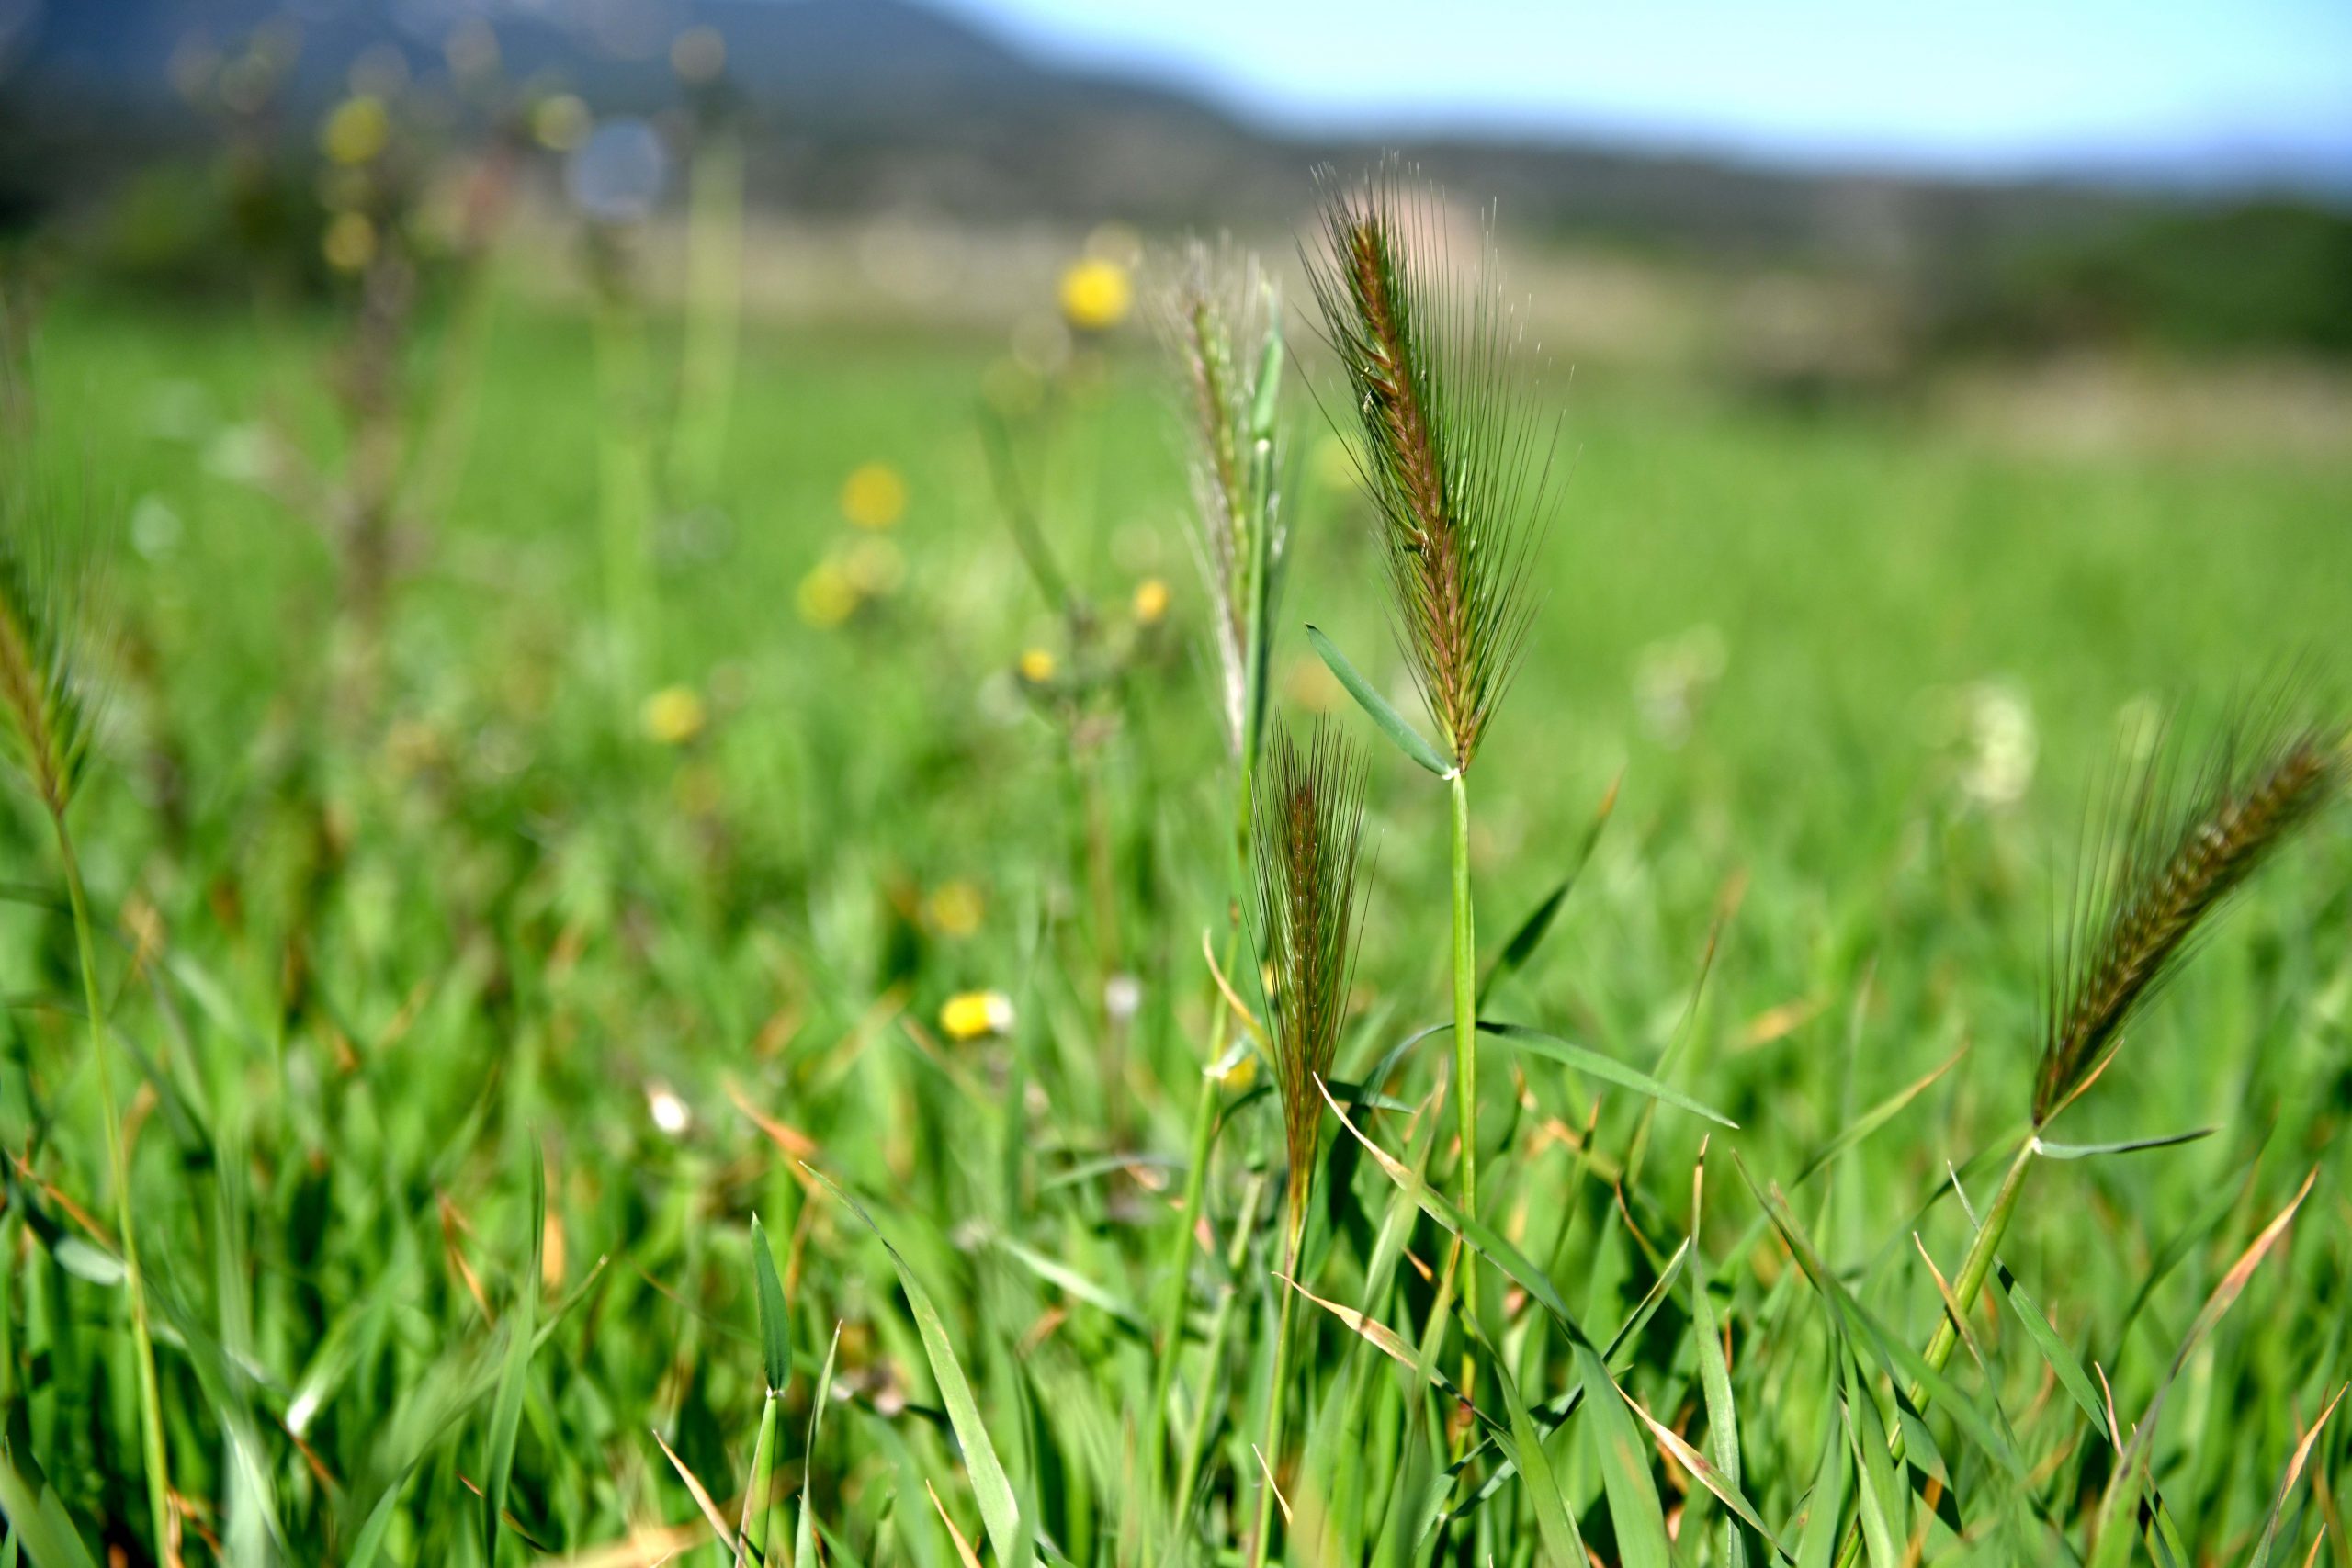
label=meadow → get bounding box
[4,251,2352,1568]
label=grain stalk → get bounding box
[1142,242,1288,1541]
[0,404,173,1557]
[1242,723,1369,1568]
[1838,701,2347,1565]
[1305,169,1547,1331]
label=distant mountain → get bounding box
[0,0,2291,259]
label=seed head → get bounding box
[2037,697,2348,1124]
[1304,166,1550,773]
[1250,721,1371,1248]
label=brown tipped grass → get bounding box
[2037,699,2349,1124]
[1250,720,1371,1247]
[1304,165,1549,773]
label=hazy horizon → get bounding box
[934,0,2352,189]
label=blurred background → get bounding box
[3,0,2348,442]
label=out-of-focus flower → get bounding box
[642,684,707,745]
[532,94,590,152]
[321,95,389,165]
[842,537,906,597]
[1018,648,1057,683]
[840,461,907,529]
[940,990,1015,1042]
[927,880,984,937]
[1058,257,1133,332]
[1958,681,2037,806]
[646,1080,693,1136]
[1217,1048,1257,1090]
[1104,973,1142,1022]
[1132,578,1170,625]
[797,558,860,627]
[322,211,377,273]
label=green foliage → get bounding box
[0,288,2346,1567]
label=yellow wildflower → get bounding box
[1132,577,1170,625]
[1017,648,1056,683]
[1220,1052,1258,1090]
[940,990,1014,1042]
[840,462,907,529]
[641,684,707,746]
[926,881,985,937]
[796,558,860,628]
[322,95,389,165]
[322,211,377,273]
[1058,257,1132,332]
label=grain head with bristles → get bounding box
[1304,165,1550,774]
[0,316,107,821]
[1157,237,1287,760]
[1250,720,1371,1249]
[2036,696,2348,1125]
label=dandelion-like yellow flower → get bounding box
[322,212,377,273]
[322,95,390,165]
[1132,578,1170,625]
[926,880,984,937]
[796,558,860,628]
[1017,648,1056,683]
[940,990,1014,1042]
[1058,257,1132,333]
[839,462,907,530]
[641,684,707,745]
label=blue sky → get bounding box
[938,0,2352,185]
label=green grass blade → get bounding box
[1486,1337,1585,1566]
[2033,1127,2215,1160]
[808,1168,1029,1568]
[0,1440,98,1568]
[1992,1262,2107,1433]
[752,1214,792,1393]
[1794,1402,1848,1568]
[1574,1343,1674,1568]
[1476,774,1614,1007]
[1305,625,1449,776]
[794,1323,842,1568]
[1840,1358,1902,1568]
[1479,1021,1737,1127]
[481,1143,545,1565]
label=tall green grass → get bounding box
[0,235,2349,1568]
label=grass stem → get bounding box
[55,812,172,1558]
[1448,770,1479,1329]
[1248,1218,1304,1568]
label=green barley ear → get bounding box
[1159,237,1288,762]
[1304,164,1549,774]
[1250,719,1372,1249]
[2036,696,2349,1124]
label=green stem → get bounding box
[1170,1170,1266,1544]
[1148,750,1260,1556]
[1834,1137,2037,1568]
[1249,1218,1304,1568]
[54,814,172,1556]
[1448,770,1479,1328]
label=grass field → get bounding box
[5,280,2352,1566]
